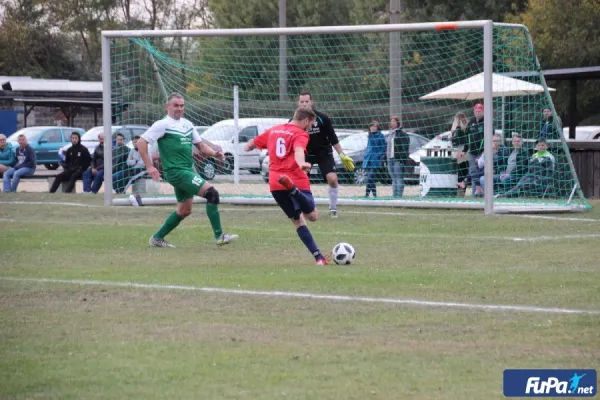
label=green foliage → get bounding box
[506,0,600,125]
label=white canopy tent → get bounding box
[419,72,555,100]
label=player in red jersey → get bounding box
[244,107,328,265]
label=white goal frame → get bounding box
[100,21,584,214]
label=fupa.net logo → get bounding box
[504,369,597,397]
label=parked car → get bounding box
[200,118,289,174]
[7,126,85,170]
[260,130,429,185]
[562,126,600,141]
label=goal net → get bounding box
[102,22,590,213]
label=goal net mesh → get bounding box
[105,24,589,211]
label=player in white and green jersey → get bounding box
[138,92,238,248]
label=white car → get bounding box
[200,118,288,174]
[562,126,600,141]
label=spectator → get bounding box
[0,133,15,177]
[113,135,147,193]
[475,134,504,196]
[49,132,91,193]
[83,133,105,194]
[496,138,555,198]
[465,103,485,194]
[450,113,470,192]
[363,121,386,198]
[3,134,36,192]
[386,116,410,198]
[480,133,530,194]
[540,106,560,140]
[112,133,130,174]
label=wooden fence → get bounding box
[568,141,600,199]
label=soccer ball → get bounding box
[332,242,356,265]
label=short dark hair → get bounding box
[293,107,316,122]
[167,92,184,103]
[133,135,141,139]
[299,91,312,99]
[116,133,125,139]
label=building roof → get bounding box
[0,76,102,92]
[504,66,600,81]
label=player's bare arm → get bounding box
[137,137,161,181]
[294,147,311,172]
[244,139,256,152]
[197,141,224,160]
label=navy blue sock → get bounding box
[296,225,321,260]
[290,190,315,214]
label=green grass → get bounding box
[0,193,599,399]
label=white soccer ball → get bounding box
[332,242,356,265]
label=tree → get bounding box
[507,0,600,125]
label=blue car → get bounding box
[7,126,85,170]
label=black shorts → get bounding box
[271,190,315,220]
[306,153,336,180]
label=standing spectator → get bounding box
[49,132,91,193]
[540,106,560,140]
[113,135,147,193]
[386,116,410,198]
[0,133,15,177]
[449,113,470,191]
[464,103,485,195]
[83,133,105,194]
[112,132,130,172]
[3,134,36,192]
[363,121,386,198]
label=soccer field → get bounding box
[1,193,599,399]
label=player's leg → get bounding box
[149,195,191,248]
[272,190,326,265]
[197,181,238,245]
[277,175,315,215]
[149,170,196,248]
[318,155,339,217]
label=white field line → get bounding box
[3,217,600,242]
[2,276,599,315]
[3,200,599,222]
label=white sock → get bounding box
[328,186,339,210]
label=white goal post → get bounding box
[100,20,588,214]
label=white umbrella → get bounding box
[419,72,555,100]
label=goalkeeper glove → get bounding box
[339,153,355,172]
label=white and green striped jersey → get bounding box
[141,116,201,171]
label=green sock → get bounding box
[206,204,223,239]
[153,211,184,239]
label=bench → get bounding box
[20,174,76,193]
[130,178,161,194]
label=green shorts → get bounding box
[164,169,206,203]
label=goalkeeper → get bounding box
[296,92,355,218]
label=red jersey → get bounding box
[253,123,310,191]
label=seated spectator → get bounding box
[0,133,15,178]
[473,134,503,197]
[479,133,529,194]
[50,132,91,193]
[496,138,555,198]
[83,133,105,194]
[3,134,36,192]
[113,135,147,193]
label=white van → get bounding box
[562,126,600,141]
[200,118,288,173]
